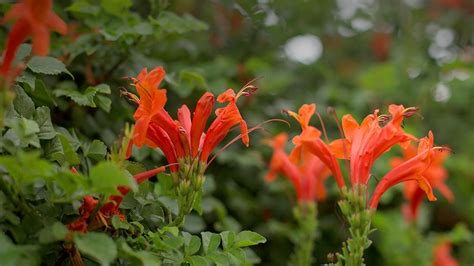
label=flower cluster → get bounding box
[127,66,253,176]
[267,104,451,211]
[265,104,330,203]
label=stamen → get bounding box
[120,88,140,105]
[378,114,390,127]
[315,111,329,143]
[403,107,419,118]
[236,77,261,99]
[282,109,303,128]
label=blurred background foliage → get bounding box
[1,0,474,265]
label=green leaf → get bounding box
[220,231,236,251]
[101,0,132,16]
[29,79,57,107]
[188,255,208,266]
[0,233,40,266]
[201,232,221,255]
[206,251,229,266]
[234,231,266,248]
[27,56,73,78]
[89,161,137,195]
[54,86,97,107]
[54,84,111,109]
[84,140,107,161]
[175,70,207,97]
[74,232,117,266]
[38,222,68,244]
[182,232,201,256]
[95,94,112,112]
[13,86,35,118]
[111,215,130,230]
[33,107,56,140]
[0,153,54,184]
[151,11,209,34]
[119,242,161,266]
[58,134,80,165]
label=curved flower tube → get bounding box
[0,0,67,77]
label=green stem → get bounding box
[290,202,318,266]
[336,185,374,266]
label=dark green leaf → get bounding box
[89,161,137,194]
[33,107,56,140]
[38,222,68,244]
[13,86,35,118]
[27,56,73,78]
[74,232,117,265]
[84,139,107,161]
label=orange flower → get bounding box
[0,0,67,76]
[128,66,253,172]
[290,104,345,188]
[391,141,452,221]
[330,104,416,186]
[200,88,250,162]
[433,241,458,266]
[68,166,165,232]
[265,104,332,202]
[369,131,448,209]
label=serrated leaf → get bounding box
[201,232,221,255]
[234,231,266,248]
[33,107,56,140]
[13,86,35,118]
[38,222,68,244]
[84,140,107,161]
[58,134,80,165]
[54,86,97,107]
[27,56,73,78]
[89,161,137,195]
[151,11,208,34]
[74,232,117,266]
[16,71,35,89]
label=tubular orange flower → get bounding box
[199,88,250,162]
[329,104,416,186]
[290,104,344,188]
[190,92,215,157]
[128,66,254,174]
[265,104,332,202]
[433,241,459,266]
[369,131,448,209]
[266,132,329,202]
[391,141,452,221]
[0,0,67,76]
